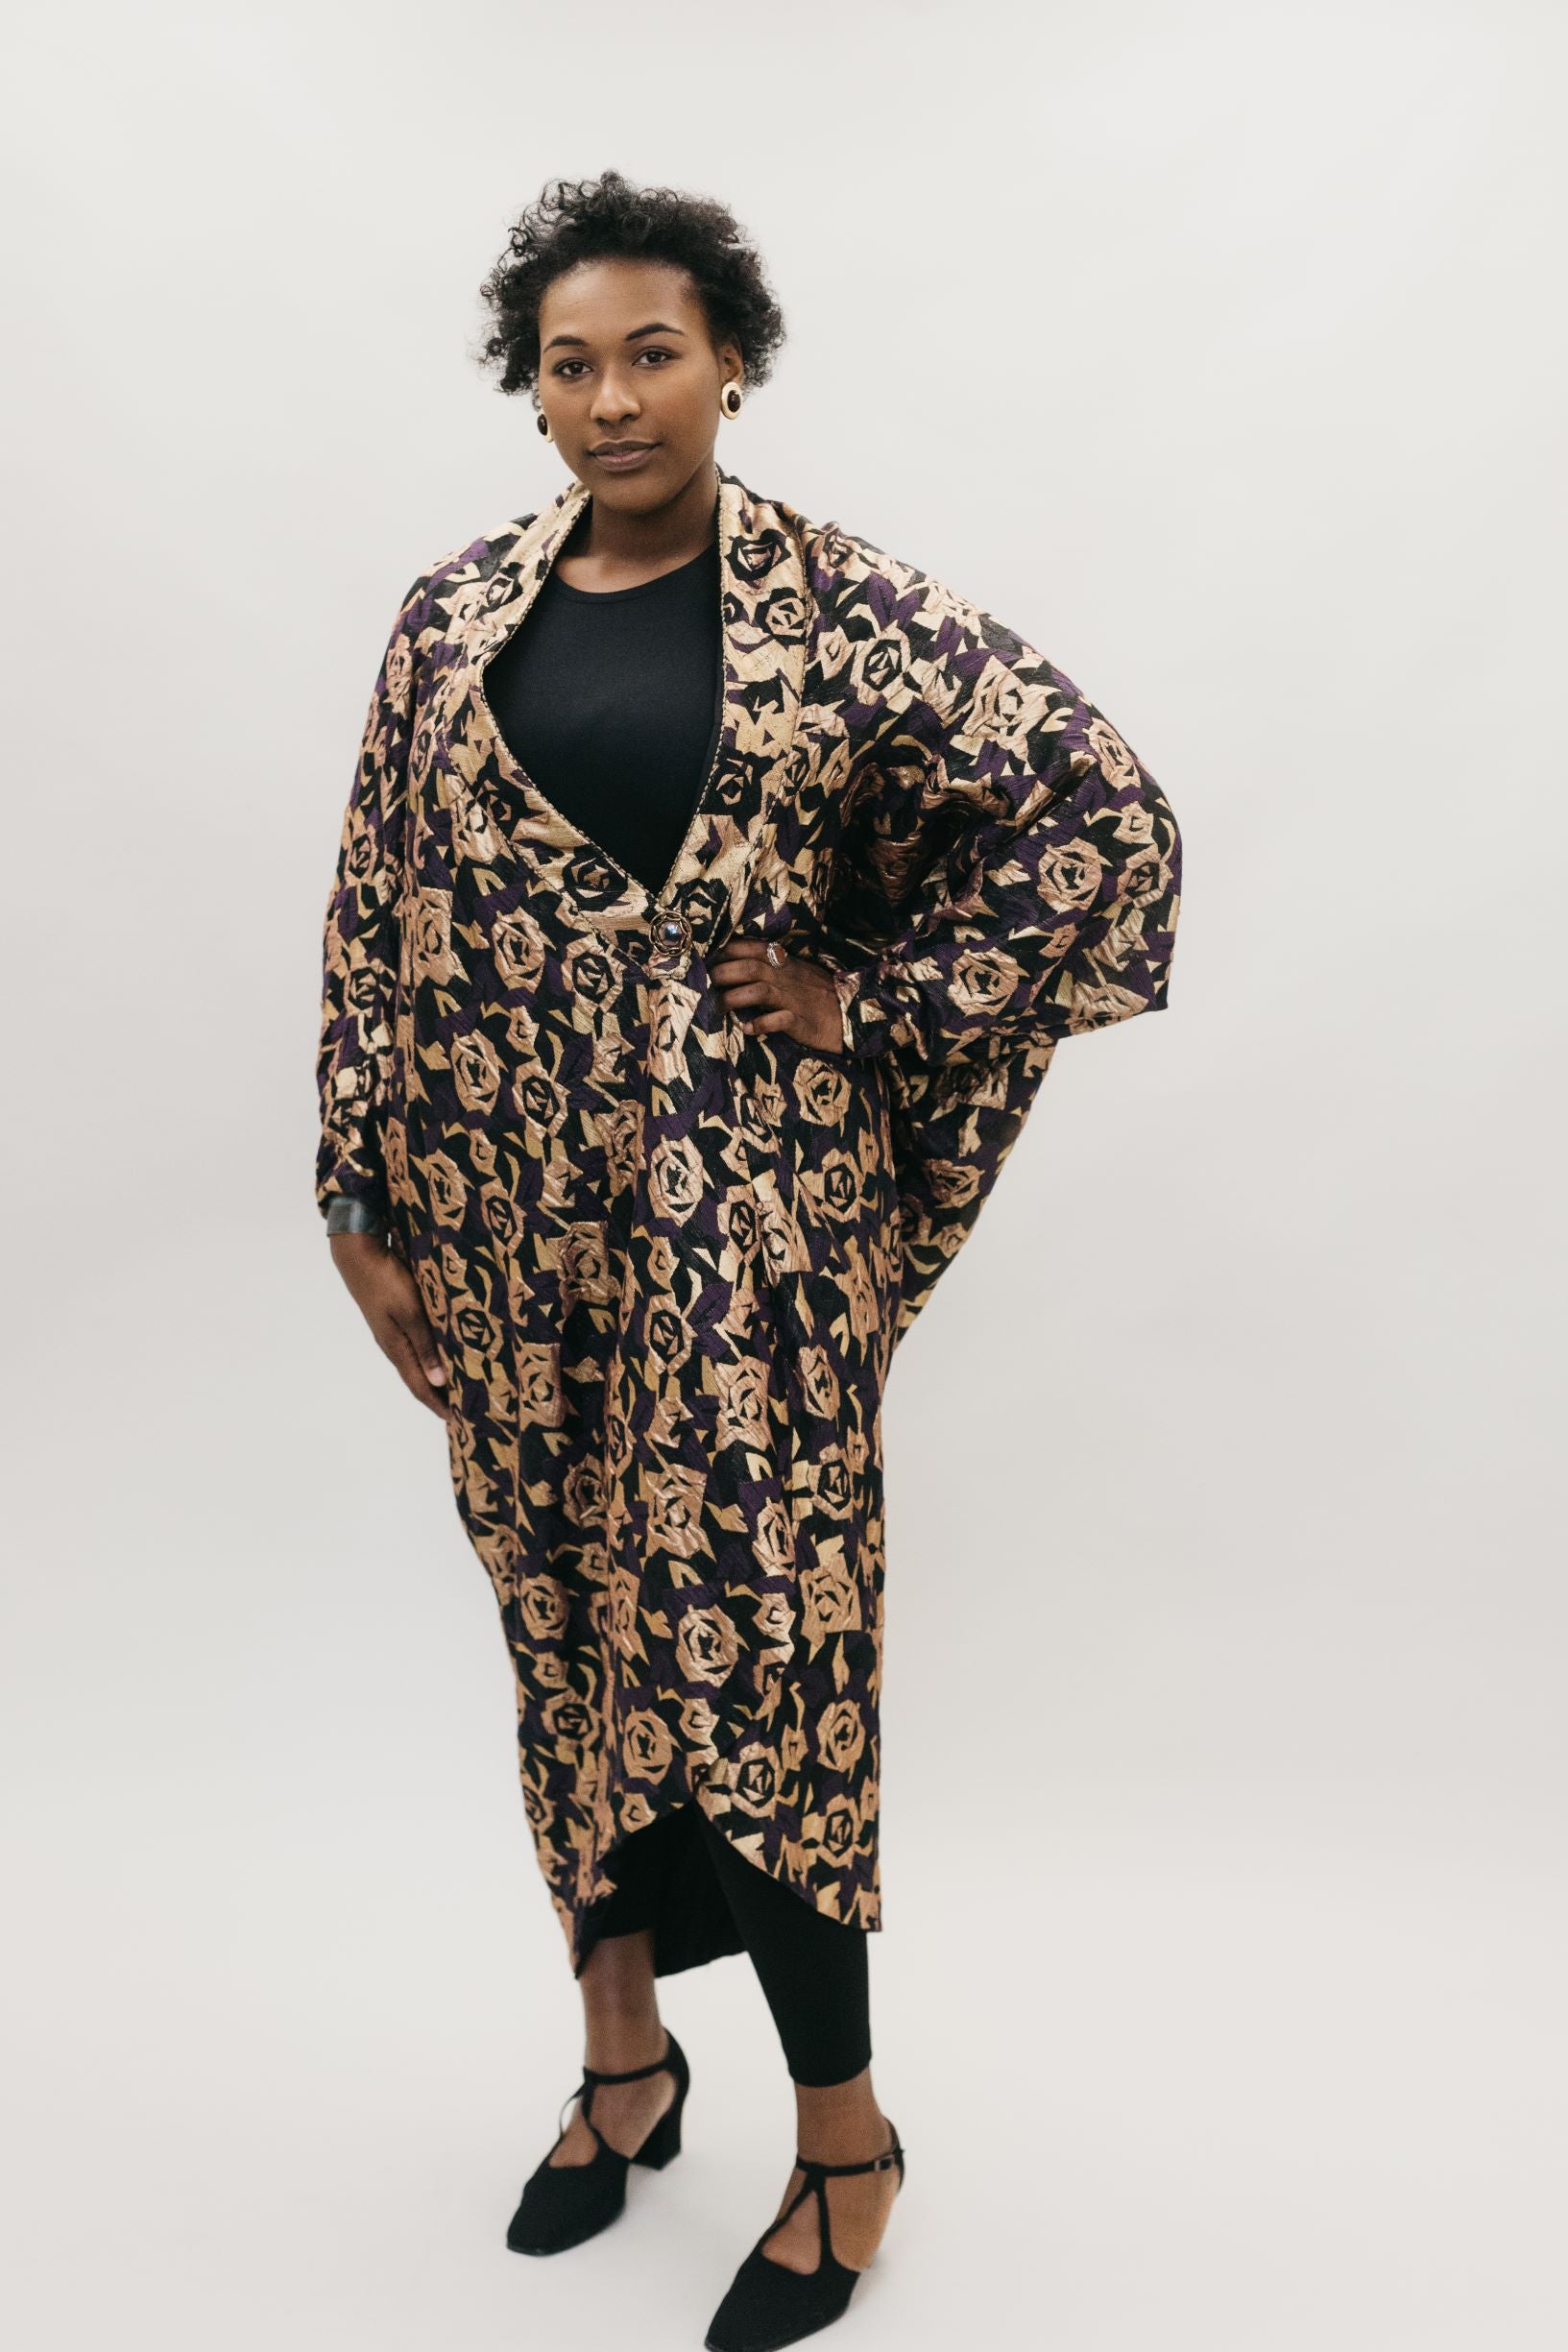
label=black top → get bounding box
[482,509,723,897]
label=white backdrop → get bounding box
[3,4,1562,2347]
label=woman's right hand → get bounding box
[328,1233,451,1420]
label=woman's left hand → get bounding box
[709,933,845,1055]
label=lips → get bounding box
[591,443,659,470]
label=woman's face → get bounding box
[534,256,740,511]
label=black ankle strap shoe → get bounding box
[505,2028,690,2257]
[703,2121,905,2351]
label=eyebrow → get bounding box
[542,320,688,352]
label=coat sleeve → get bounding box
[314,571,426,1220]
[824,582,1181,1071]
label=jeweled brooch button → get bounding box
[655,909,692,952]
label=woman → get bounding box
[315,170,1181,2351]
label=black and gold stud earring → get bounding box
[720,381,743,419]
[536,407,553,440]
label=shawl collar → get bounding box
[442,466,808,975]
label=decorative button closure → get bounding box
[655,910,692,952]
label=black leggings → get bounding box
[589,1801,872,2089]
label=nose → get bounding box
[590,366,642,426]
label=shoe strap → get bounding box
[767,2131,904,2276]
[581,2038,673,2088]
[567,2035,675,2141]
[794,2123,904,2179]
[552,2080,630,2152]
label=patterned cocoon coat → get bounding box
[315,467,1181,1976]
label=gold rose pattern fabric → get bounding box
[315,467,1181,1975]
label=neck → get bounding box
[578,453,720,566]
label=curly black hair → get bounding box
[474,169,785,400]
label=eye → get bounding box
[636,347,675,365]
[551,359,587,378]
